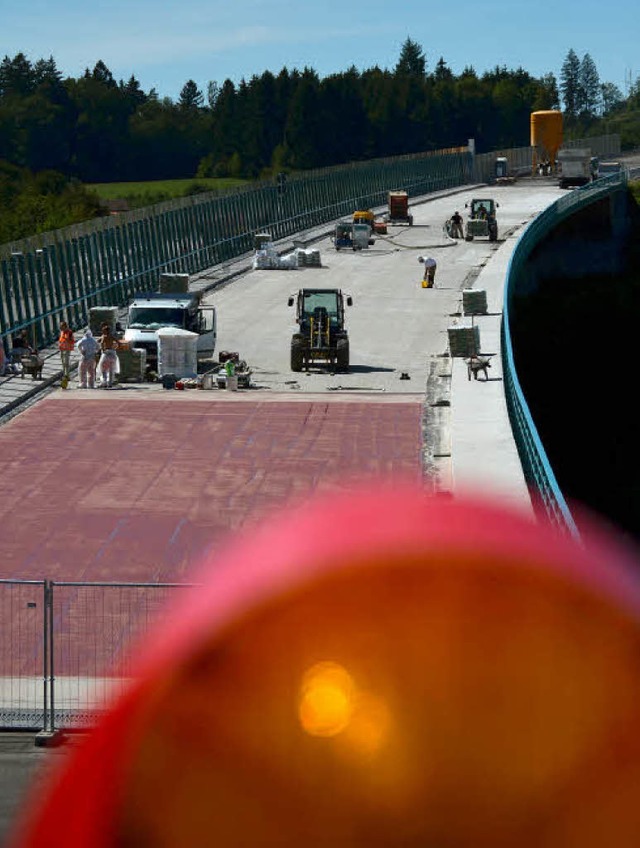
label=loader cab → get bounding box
[288,287,353,373]
[467,199,497,219]
[288,289,352,331]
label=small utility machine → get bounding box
[332,220,371,251]
[386,190,413,225]
[288,288,353,372]
[464,198,499,242]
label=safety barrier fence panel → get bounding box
[0,580,196,731]
[0,579,47,729]
[501,167,633,537]
[0,147,473,350]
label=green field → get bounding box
[87,177,249,208]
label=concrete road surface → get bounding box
[202,181,566,395]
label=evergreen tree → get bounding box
[433,57,454,82]
[284,68,323,169]
[210,78,238,172]
[33,56,63,88]
[532,73,559,111]
[0,53,36,97]
[600,81,623,116]
[179,79,204,110]
[560,49,581,118]
[395,38,426,78]
[122,75,147,108]
[89,60,116,88]
[579,53,600,117]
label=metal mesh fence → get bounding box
[0,580,46,729]
[0,580,196,731]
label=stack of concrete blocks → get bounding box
[159,273,189,294]
[89,306,118,337]
[117,347,147,382]
[295,248,322,268]
[462,289,488,316]
[447,323,480,357]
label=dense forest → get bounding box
[1,40,639,241]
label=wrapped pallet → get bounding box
[89,306,118,337]
[447,324,480,358]
[157,328,198,378]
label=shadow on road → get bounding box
[348,365,396,374]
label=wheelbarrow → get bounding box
[20,352,45,380]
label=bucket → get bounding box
[202,373,214,390]
[226,375,238,392]
[162,374,177,390]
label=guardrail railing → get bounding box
[0,147,473,351]
[501,167,633,537]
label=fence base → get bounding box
[35,729,65,748]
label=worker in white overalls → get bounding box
[421,256,437,288]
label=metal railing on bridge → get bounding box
[501,165,637,538]
[0,147,474,351]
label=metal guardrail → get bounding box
[0,147,473,351]
[501,167,634,537]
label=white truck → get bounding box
[598,161,623,177]
[123,291,216,367]
[557,148,592,189]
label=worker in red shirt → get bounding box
[58,320,75,388]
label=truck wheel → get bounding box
[291,338,305,372]
[336,338,350,372]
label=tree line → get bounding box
[0,40,638,242]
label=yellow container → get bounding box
[530,111,563,169]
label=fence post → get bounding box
[42,579,49,733]
[49,580,55,734]
[36,580,60,745]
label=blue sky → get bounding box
[3,0,637,103]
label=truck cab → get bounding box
[123,292,216,365]
[598,161,622,177]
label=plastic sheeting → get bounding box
[157,328,198,378]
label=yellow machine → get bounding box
[353,209,374,228]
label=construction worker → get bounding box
[422,256,437,288]
[58,320,75,387]
[97,323,120,388]
[76,329,99,389]
[450,211,464,239]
